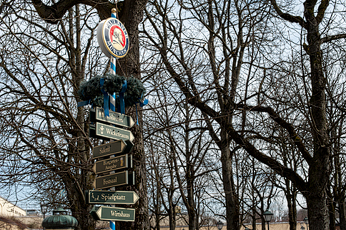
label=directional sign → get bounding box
[93,140,126,159]
[90,122,134,142]
[86,190,139,205]
[93,170,134,189]
[93,154,132,174]
[124,140,134,154]
[90,206,99,220]
[90,206,135,222]
[91,107,135,128]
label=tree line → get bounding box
[0,0,346,230]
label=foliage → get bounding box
[78,73,146,107]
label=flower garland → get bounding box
[78,73,146,108]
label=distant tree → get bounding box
[144,76,219,230]
[142,0,269,229]
[325,52,346,230]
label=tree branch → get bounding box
[238,104,313,165]
[316,0,329,24]
[321,33,346,43]
[31,0,118,23]
[269,0,306,28]
[224,122,308,194]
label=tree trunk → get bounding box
[220,127,239,230]
[252,206,256,230]
[187,170,197,230]
[340,201,346,230]
[304,2,331,228]
[184,105,197,230]
[168,206,176,230]
[286,181,297,230]
[287,197,296,230]
[116,0,149,229]
[328,196,336,230]
[69,5,95,230]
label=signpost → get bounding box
[92,154,132,174]
[90,206,135,222]
[89,120,136,225]
[90,122,134,142]
[91,107,135,128]
[88,8,139,229]
[93,170,134,190]
[87,190,139,205]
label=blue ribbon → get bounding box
[135,95,149,125]
[136,104,139,125]
[119,80,127,114]
[77,100,91,107]
[77,90,91,107]
[100,78,109,116]
[140,98,149,107]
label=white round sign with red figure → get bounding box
[97,17,129,59]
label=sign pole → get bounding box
[110,8,117,230]
[110,8,117,112]
[94,4,133,227]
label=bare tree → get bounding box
[144,74,219,230]
[142,0,271,229]
[324,41,346,230]
[0,4,98,229]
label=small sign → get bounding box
[97,17,129,58]
[91,107,135,128]
[90,122,134,142]
[93,170,134,189]
[93,154,132,174]
[87,190,139,205]
[91,206,135,222]
[93,140,126,159]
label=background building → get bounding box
[0,196,26,217]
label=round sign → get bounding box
[97,17,129,58]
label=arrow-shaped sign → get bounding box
[86,190,139,205]
[90,206,135,222]
[93,140,126,159]
[90,122,134,142]
[92,154,132,174]
[124,140,134,154]
[90,206,100,220]
[93,170,134,189]
[91,107,135,128]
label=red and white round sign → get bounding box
[97,18,129,58]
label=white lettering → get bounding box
[103,177,117,185]
[105,127,129,139]
[111,211,131,217]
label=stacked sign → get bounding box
[87,107,138,221]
